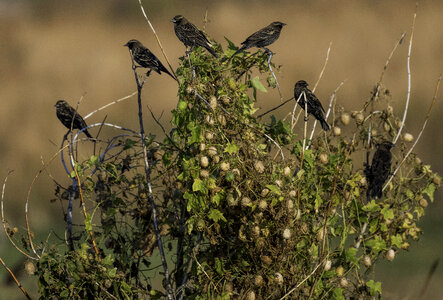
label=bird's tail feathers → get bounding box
[320,120,330,131]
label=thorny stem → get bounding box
[128,50,175,299]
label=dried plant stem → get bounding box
[128,51,174,299]
[266,51,283,101]
[312,42,332,92]
[296,92,308,207]
[84,91,137,120]
[384,72,441,190]
[393,7,417,144]
[257,96,294,118]
[0,256,33,300]
[279,256,327,300]
[137,0,176,77]
[291,92,305,132]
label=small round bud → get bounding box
[336,266,345,277]
[360,177,367,186]
[355,113,364,125]
[207,146,217,157]
[217,115,227,126]
[254,161,265,173]
[252,226,260,236]
[316,227,326,242]
[220,95,231,105]
[205,131,214,140]
[401,242,410,250]
[258,200,268,210]
[246,291,256,300]
[395,120,403,128]
[254,275,264,287]
[199,143,206,151]
[241,197,251,207]
[185,86,194,95]
[319,153,329,164]
[324,260,332,271]
[209,95,217,110]
[289,190,296,197]
[224,282,233,293]
[200,170,210,178]
[419,198,428,208]
[275,179,282,187]
[261,188,270,197]
[433,175,441,186]
[386,105,394,116]
[200,156,209,168]
[287,200,294,211]
[283,166,291,177]
[205,115,215,125]
[282,228,292,240]
[220,162,230,171]
[232,168,240,176]
[371,129,377,137]
[384,122,390,132]
[415,157,422,164]
[333,126,342,136]
[213,155,220,163]
[386,249,395,261]
[25,261,35,275]
[274,272,284,285]
[340,278,349,288]
[362,255,372,267]
[403,133,414,142]
[261,255,272,266]
[340,113,351,125]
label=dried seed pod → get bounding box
[336,266,344,277]
[261,188,270,197]
[205,115,215,125]
[209,95,217,110]
[403,133,414,142]
[199,143,206,151]
[287,200,294,211]
[340,112,351,125]
[362,255,372,267]
[252,226,260,237]
[241,197,251,207]
[213,155,220,163]
[220,95,231,105]
[289,190,296,197]
[282,228,292,240]
[254,161,265,173]
[246,291,256,300]
[185,86,194,95]
[274,272,284,285]
[220,162,230,171]
[433,175,441,186]
[319,153,329,164]
[384,122,390,132]
[261,255,272,266]
[324,260,332,271]
[217,115,227,126]
[340,278,349,288]
[200,156,209,168]
[333,126,342,136]
[316,227,326,242]
[386,249,395,261]
[419,198,428,208]
[205,131,214,140]
[275,179,282,187]
[200,170,210,178]
[25,261,35,275]
[386,105,394,116]
[207,146,217,157]
[283,166,291,177]
[355,113,364,125]
[258,200,268,210]
[254,275,264,287]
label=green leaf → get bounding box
[123,138,136,150]
[224,142,239,154]
[366,236,387,254]
[391,234,403,248]
[423,183,436,202]
[345,247,359,266]
[178,100,188,111]
[266,184,281,195]
[330,288,345,300]
[362,200,380,212]
[208,209,227,222]
[251,76,267,93]
[366,280,382,296]
[192,178,205,192]
[381,206,394,221]
[84,213,92,231]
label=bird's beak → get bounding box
[170,18,175,23]
[123,43,128,47]
[282,23,287,26]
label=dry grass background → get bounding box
[0,0,442,298]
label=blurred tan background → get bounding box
[0,0,442,298]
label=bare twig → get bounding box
[384,72,441,190]
[84,91,137,120]
[257,96,294,118]
[266,50,283,101]
[0,256,33,300]
[312,42,332,93]
[393,6,417,144]
[137,0,176,77]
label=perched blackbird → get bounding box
[231,21,286,58]
[55,100,92,138]
[171,15,218,58]
[365,141,394,200]
[294,80,330,131]
[124,39,175,80]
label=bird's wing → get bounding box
[243,26,276,45]
[307,90,326,113]
[182,22,211,44]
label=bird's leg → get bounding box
[186,47,196,79]
[264,48,283,102]
[145,69,152,77]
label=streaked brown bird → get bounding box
[294,80,330,131]
[171,15,218,58]
[55,100,92,138]
[124,39,175,79]
[231,21,286,58]
[365,141,394,200]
